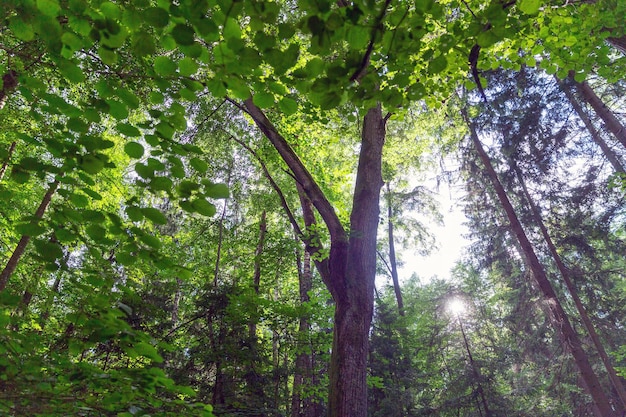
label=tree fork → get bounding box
[465,111,617,417]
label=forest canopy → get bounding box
[1,0,626,416]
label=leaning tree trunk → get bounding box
[570,73,626,150]
[465,111,617,417]
[511,162,626,412]
[559,78,626,173]
[244,100,386,417]
[0,178,60,292]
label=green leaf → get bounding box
[179,57,199,76]
[81,154,105,174]
[125,205,144,222]
[144,7,170,28]
[278,97,298,115]
[252,92,275,108]
[9,17,35,41]
[106,99,129,120]
[519,0,540,15]
[223,18,242,40]
[132,32,156,56]
[15,222,47,237]
[82,188,103,201]
[57,60,85,83]
[67,117,89,132]
[116,251,136,266]
[140,234,162,249]
[347,26,370,50]
[172,24,196,46]
[428,54,448,74]
[192,199,216,216]
[150,176,173,192]
[98,47,118,65]
[34,239,64,261]
[142,207,168,225]
[154,56,177,76]
[134,342,163,363]
[69,192,90,207]
[189,157,208,173]
[86,224,107,241]
[99,1,120,19]
[37,0,61,17]
[117,123,141,137]
[205,183,229,199]
[124,142,145,158]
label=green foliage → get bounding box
[0,0,624,415]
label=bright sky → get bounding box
[398,180,470,283]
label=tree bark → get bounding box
[558,78,625,173]
[571,74,626,150]
[244,101,386,417]
[245,211,267,414]
[291,185,320,417]
[512,162,626,412]
[465,111,617,417]
[328,105,385,417]
[0,71,18,111]
[385,183,404,316]
[0,178,59,292]
[0,141,17,182]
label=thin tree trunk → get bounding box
[0,179,59,292]
[248,210,266,339]
[386,183,404,316]
[512,162,626,412]
[559,78,626,173]
[291,186,316,417]
[171,278,182,329]
[458,316,492,417]
[213,200,228,287]
[0,141,16,182]
[571,74,626,149]
[465,111,617,417]
[244,211,267,414]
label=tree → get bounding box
[2,0,625,415]
[464,108,619,416]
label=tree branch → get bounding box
[242,99,346,244]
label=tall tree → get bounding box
[464,108,619,417]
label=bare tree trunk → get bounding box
[571,73,626,150]
[385,183,404,315]
[559,78,626,173]
[244,211,267,414]
[465,111,617,417]
[213,200,228,287]
[0,179,59,291]
[512,162,626,412]
[171,278,182,329]
[0,141,16,182]
[244,100,386,417]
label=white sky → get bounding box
[398,180,470,283]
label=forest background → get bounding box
[1,0,626,416]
